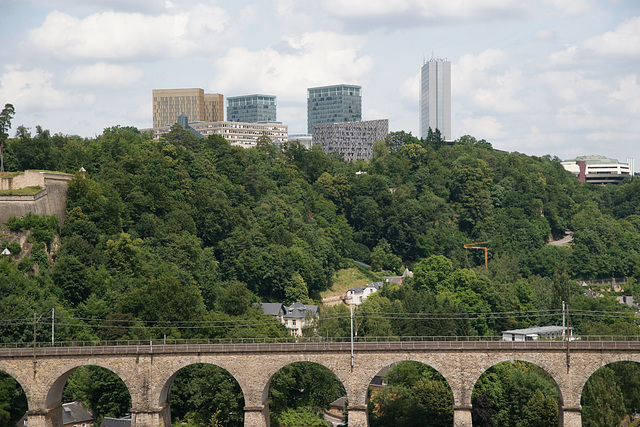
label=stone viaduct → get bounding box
[1,340,639,427]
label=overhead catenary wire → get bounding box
[1,308,635,332]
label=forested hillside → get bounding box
[1,125,639,342]
[1,124,640,426]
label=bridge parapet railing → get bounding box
[1,335,640,350]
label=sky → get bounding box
[1,0,639,170]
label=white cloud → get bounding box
[582,16,640,57]
[541,0,595,16]
[546,16,640,68]
[213,31,373,101]
[535,29,558,42]
[0,65,94,112]
[547,45,578,67]
[454,49,526,114]
[611,74,640,115]
[25,0,182,14]
[457,116,506,141]
[322,0,524,20]
[536,70,608,106]
[400,73,419,102]
[65,63,144,87]
[26,5,231,60]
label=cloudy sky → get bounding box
[1,0,639,169]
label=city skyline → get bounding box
[0,1,639,169]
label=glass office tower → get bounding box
[227,94,277,123]
[307,84,362,134]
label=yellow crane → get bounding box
[463,241,490,269]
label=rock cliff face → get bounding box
[0,171,74,226]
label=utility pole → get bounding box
[51,307,55,346]
[566,303,571,373]
[33,312,37,376]
[562,301,565,340]
[350,305,354,372]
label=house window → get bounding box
[292,320,296,326]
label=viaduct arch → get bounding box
[1,340,639,427]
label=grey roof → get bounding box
[370,365,393,386]
[62,401,94,425]
[329,396,348,408]
[348,286,364,293]
[259,302,285,316]
[366,282,384,290]
[564,155,624,164]
[100,416,131,427]
[283,302,318,319]
[15,414,27,427]
[502,326,567,335]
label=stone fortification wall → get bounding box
[0,170,46,190]
[0,171,74,225]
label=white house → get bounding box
[501,326,573,342]
[346,282,384,306]
[257,301,318,336]
[282,302,318,336]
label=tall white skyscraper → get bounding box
[419,58,451,140]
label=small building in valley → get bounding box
[346,282,384,306]
[257,301,319,336]
[501,326,572,342]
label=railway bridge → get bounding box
[1,340,639,427]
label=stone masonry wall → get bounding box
[0,171,73,225]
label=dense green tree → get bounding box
[0,103,15,173]
[368,362,453,427]
[276,408,329,426]
[609,362,640,416]
[62,366,131,419]
[370,239,403,273]
[0,371,27,427]
[582,366,626,427]
[169,364,244,427]
[10,126,54,171]
[412,255,454,293]
[216,281,254,316]
[384,131,420,152]
[472,361,558,427]
[269,362,345,425]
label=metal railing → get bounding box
[1,335,640,353]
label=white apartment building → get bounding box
[561,155,631,184]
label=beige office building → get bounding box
[152,88,224,127]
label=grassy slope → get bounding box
[321,267,380,300]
